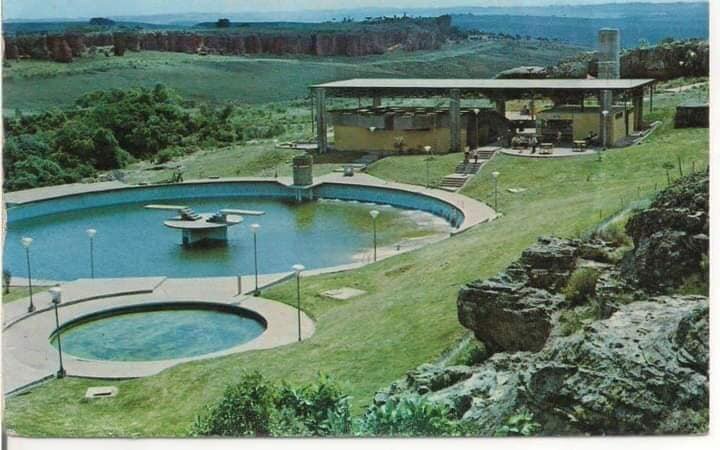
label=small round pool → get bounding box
[50,303,266,361]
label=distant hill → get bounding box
[453,13,707,48]
[3,2,707,48]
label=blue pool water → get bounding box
[4,196,450,280]
[51,306,265,361]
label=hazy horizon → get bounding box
[1,0,708,21]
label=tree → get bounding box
[217,18,231,28]
[89,17,115,26]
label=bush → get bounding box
[2,269,11,294]
[358,395,466,437]
[448,339,488,366]
[191,371,352,437]
[274,374,352,436]
[562,268,600,306]
[190,371,276,437]
[593,221,632,247]
[494,411,541,437]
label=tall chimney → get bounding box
[597,28,620,147]
[598,28,620,79]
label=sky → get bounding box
[1,0,707,20]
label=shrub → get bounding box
[2,269,11,294]
[190,371,276,437]
[274,374,352,436]
[494,411,541,437]
[358,395,465,437]
[155,147,181,164]
[593,221,632,247]
[563,268,600,306]
[558,303,600,336]
[448,339,488,366]
[191,371,352,437]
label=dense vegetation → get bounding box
[2,84,293,191]
[191,371,471,437]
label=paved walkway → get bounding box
[3,274,313,394]
[501,146,597,158]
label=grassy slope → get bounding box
[2,40,581,112]
[3,94,708,436]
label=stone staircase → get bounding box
[439,174,470,192]
[454,161,483,175]
[439,146,500,192]
[475,148,498,160]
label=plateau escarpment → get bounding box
[3,16,454,62]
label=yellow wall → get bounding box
[333,126,467,153]
[537,109,634,145]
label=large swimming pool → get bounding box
[4,187,453,280]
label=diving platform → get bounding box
[145,205,265,246]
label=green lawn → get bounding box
[122,142,369,184]
[2,97,708,437]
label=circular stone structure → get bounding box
[50,302,267,362]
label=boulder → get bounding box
[458,281,565,353]
[519,236,579,292]
[625,173,708,292]
[375,295,708,435]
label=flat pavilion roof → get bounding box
[312,78,655,97]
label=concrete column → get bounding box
[600,89,613,147]
[467,112,479,149]
[314,88,328,153]
[449,89,461,153]
[634,91,644,130]
[494,98,506,117]
[372,96,381,108]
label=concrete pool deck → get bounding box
[2,274,314,394]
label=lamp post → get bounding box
[424,145,432,188]
[601,110,609,148]
[491,171,500,211]
[49,287,66,379]
[292,264,305,342]
[86,228,97,279]
[369,210,379,262]
[21,237,35,313]
[250,224,261,295]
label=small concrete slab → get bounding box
[85,386,118,399]
[321,287,367,301]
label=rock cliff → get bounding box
[497,40,708,80]
[3,17,452,61]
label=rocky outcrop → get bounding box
[377,173,709,435]
[625,172,709,292]
[621,40,709,80]
[499,39,709,80]
[458,237,591,353]
[495,66,549,79]
[377,294,708,435]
